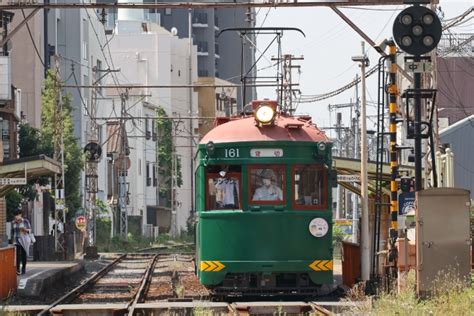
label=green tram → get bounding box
[195,100,335,296]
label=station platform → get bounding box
[16,261,84,297]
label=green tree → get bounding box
[41,70,83,217]
[18,123,42,157]
[156,107,182,204]
[5,190,22,221]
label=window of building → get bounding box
[146,162,151,186]
[82,41,88,61]
[165,8,172,15]
[293,164,328,209]
[206,165,241,210]
[145,117,151,139]
[153,163,158,187]
[215,93,225,112]
[249,166,285,204]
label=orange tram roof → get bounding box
[200,115,330,144]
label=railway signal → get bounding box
[393,6,442,56]
[392,5,442,191]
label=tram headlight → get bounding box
[255,104,276,124]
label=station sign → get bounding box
[0,178,27,185]
[250,148,283,158]
[337,175,360,182]
[405,61,432,73]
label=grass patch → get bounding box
[95,218,195,253]
[344,269,473,315]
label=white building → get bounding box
[96,7,198,236]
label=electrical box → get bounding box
[0,56,11,101]
[416,188,471,297]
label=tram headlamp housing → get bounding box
[317,142,327,154]
[255,104,276,125]
[206,141,215,156]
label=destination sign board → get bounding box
[250,148,283,158]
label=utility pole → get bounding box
[188,8,195,222]
[51,56,66,256]
[272,54,303,114]
[352,41,370,281]
[353,76,360,243]
[118,92,129,237]
[170,119,177,236]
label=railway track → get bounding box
[31,252,333,315]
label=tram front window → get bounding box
[293,165,327,209]
[249,166,285,203]
[206,165,241,210]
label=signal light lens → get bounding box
[401,36,413,47]
[255,104,276,124]
[422,35,434,47]
[401,14,413,26]
[412,25,423,36]
[422,13,434,25]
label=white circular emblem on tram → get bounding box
[309,218,329,238]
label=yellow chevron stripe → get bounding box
[309,260,333,271]
[200,261,225,272]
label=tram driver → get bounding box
[253,169,283,201]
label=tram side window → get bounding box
[206,165,241,210]
[294,165,327,208]
[249,166,285,203]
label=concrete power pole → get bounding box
[118,92,129,237]
[352,41,370,281]
[353,76,360,243]
[53,56,66,255]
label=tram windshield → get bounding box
[249,166,285,204]
[206,165,241,210]
[293,165,327,209]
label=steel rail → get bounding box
[0,1,410,10]
[127,254,159,316]
[38,254,127,316]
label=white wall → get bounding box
[98,19,197,234]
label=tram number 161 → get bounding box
[224,148,240,158]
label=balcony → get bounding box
[214,14,219,30]
[192,13,208,28]
[196,41,209,56]
[215,43,220,58]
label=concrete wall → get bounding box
[437,57,474,125]
[10,9,44,129]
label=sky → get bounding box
[255,0,473,138]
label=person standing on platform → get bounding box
[10,209,32,275]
